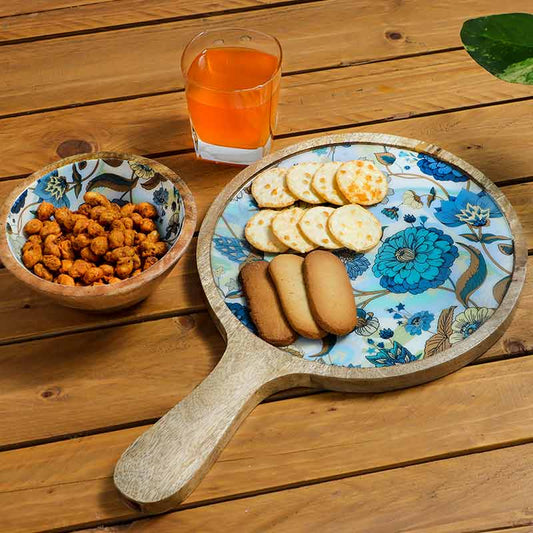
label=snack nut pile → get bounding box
[21,192,167,286]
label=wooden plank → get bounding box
[3,356,533,532]
[2,50,532,179]
[0,0,113,18]
[0,177,529,346]
[83,444,533,533]
[2,0,530,115]
[0,248,532,450]
[0,0,294,43]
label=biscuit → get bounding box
[272,207,316,253]
[298,206,343,250]
[311,161,348,205]
[328,204,382,252]
[335,160,388,205]
[245,210,288,253]
[269,255,326,339]
[251,167,297,208]
[303,250,357,336]
[240,261,298,346]
[286,162,324,204]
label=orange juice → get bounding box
[185,47,280,150]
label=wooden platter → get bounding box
[113,132,527,513]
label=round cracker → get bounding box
[328,204,382,252]
[335,160,388,206]
[286,162,324,204]
[251,167,296,208]
[272,207,317,253]
[245,210,288,253]
[299,206,343,249]
[311,161,348,205]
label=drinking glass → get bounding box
[181,28,282,165]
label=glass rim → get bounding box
[180,27,283,94]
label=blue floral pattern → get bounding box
[210,143,515,368]
[372,226,458,295]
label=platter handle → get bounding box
[114,338,303,513]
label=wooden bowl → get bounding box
[0,152,196,311]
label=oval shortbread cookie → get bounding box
[311,161,348,205]
[251,167,296,208]
[299,206,343,250]
[328,204,382,252]
[272,207,316,253]
[269,254,326,339]
[286,162,324,204]
[303,250,357,336]
[245,210,289,253]
[335,160,388,206]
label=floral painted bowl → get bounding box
[0,152,196,311]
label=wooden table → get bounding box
[1,1,532,531]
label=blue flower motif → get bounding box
[33,170,70,208]
[417,154,467,182]
[354,309,379,336]
[334,249,370,280]
[367,341,421,367]
[396,303,405,310]
[381,206,399,220]
[379,328,394,339]
[404,214,416,224]
[435,189,502,227]
[153,186,169,206]
[226,302,256,333]
[11,190,27,214]
[372,225,458,295]
[213,236,252,263]
[405,311,434,335]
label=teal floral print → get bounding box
[435,189,502,227]
[372,225,458,295]
[210,143,514,368]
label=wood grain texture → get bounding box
[0,0,114,18]
[4,355,533,532]
[85,443,533,533]
[0,0,293,43]
[2,0,531,115]
[0,251,530,450]
[1,50,532,177]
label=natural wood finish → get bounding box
[2,0,530,115]
[113,133,527,512]
[90,443,533,533]
[0,0,293,43]
[1,50,532,178]
[0,313,223,448]
[0,0,113,18]
[4,355,533,532]
[0,152,196,311]
[0,255,530,450]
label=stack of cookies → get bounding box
[245,160,386,254]
[240,251,357,347]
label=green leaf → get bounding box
[461,13,533,85]
[87,173,138,193]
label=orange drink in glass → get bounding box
[181,28,282,165]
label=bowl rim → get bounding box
[0,151,197,298]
